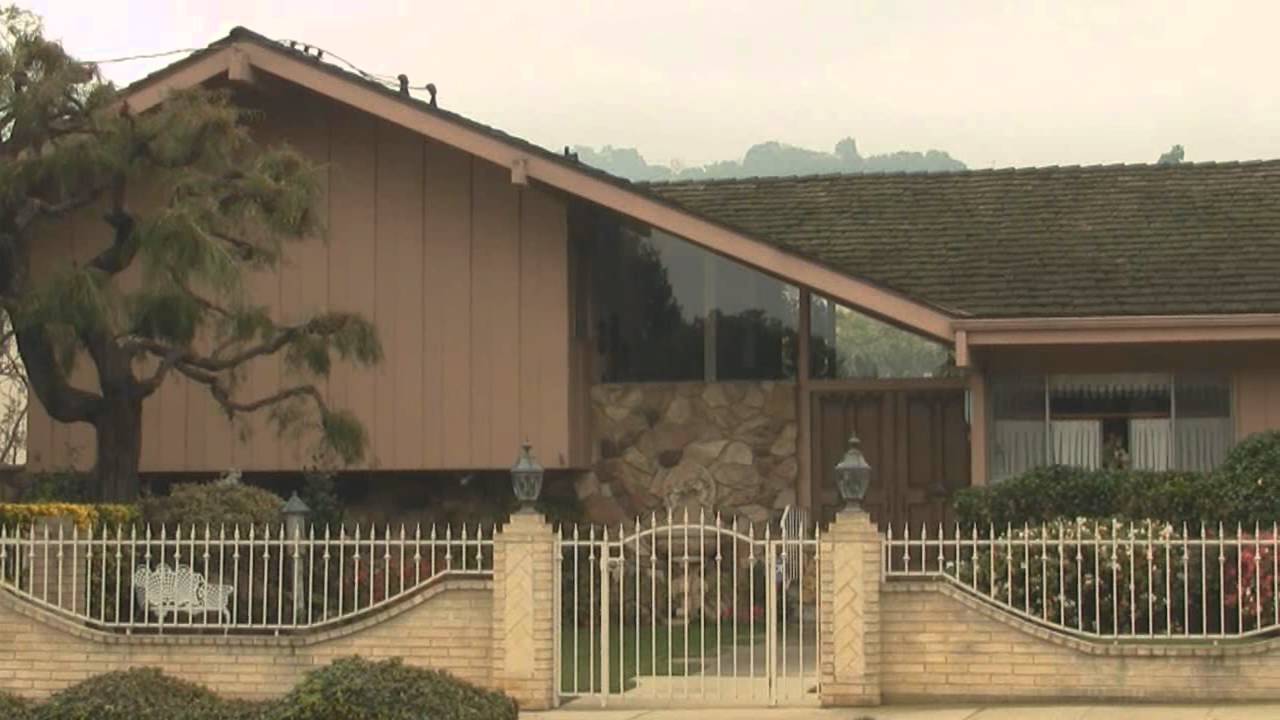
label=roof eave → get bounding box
[957,313,1280,351]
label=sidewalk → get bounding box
[524,704,1280,719]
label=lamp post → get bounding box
[281,492,311,621]
[511,442,545,512]
[834,433,872,511]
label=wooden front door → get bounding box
[811,381,970,531]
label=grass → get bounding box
[559,620,763,695]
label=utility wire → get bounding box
[86,48,202,64]
[274,38,437,94]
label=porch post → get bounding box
[819,506,882,706]
[969,369,989,486]
[492,510,557,710]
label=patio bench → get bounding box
[132,564,234,623]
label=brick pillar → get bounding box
[28,517,86,614]
[819,507,882,706]
[492,510,557,710]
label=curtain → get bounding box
[1129,418,1171,471]
[1051,420,1102,469]
[992,420,1047,483]
[1175,417,1234,473]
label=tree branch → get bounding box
[175,361,326,416]
[12,323,102,422]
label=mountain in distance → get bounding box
[573,137,967,182]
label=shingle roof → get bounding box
[646,162,1280,318]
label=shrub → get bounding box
[140,479,284,529]
[0,503,139,530]
[952,466,1206,526]
[272,656,517,720]
[0,691,32,720]
[954,432,1280,527]
[32,667,249,720]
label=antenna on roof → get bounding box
[397,74,409,96]
[425,83,437,107]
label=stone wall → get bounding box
[583,381,798,525]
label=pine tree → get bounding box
[0,8,381,500]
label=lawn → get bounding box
[559,620,764,695]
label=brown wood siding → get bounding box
[26,83,574,472]
[812,385,970,531]
[1237,368,1280,439]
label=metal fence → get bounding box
[0,522,493,633]
[885,520,1280,640]
[557,509,821,706]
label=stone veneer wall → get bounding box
[582,381,798,525]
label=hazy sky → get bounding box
[29,0,1280,169]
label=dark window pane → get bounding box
[580,205,796,382]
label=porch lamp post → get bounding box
[834,433,873,510]
[511,442,544,512]
[281,492,311,620]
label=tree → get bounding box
[0,316,26,465]
[0,8,381,500]
[1157,145,1185,165]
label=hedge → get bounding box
[32,668,249,720]
[0,691,32,720]
[272,656,518,720]
[139,481,284,529]
[953,431,1280,527]
[11,658,517,719]
[0,503,138,530]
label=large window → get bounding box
[582,208,798,382]
[989,373,1233,482]
[809,294,952,379]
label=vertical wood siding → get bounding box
[26,85,574,472]
[1236,368,1280,439]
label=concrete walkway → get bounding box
[524,704,1280,719]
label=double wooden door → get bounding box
[810,381,970,531]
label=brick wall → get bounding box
[0,579,493,700]
[882,581,1280,702]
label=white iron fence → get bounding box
[557,509,820,707]
[886,520,1280,640]
[0,523,493,632]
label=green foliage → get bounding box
[17,465,92,502]
[573,137,966,182]
[0,9,381,498]
[0,690,32,720]
[32,668,247,720]
[139,480,284,529]
[299,464,344,531]
[271,656,517,720]
[954,432,1280,526]
[0,502,137,529]
[320,409,368,466]
[1158,144,1185,165]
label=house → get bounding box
[26,27,1280,529]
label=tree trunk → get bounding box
[92,392,143,502]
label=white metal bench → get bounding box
[132,564,234,622]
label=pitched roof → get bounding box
[646,161,1280,318]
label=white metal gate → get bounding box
[555,508,820,707]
